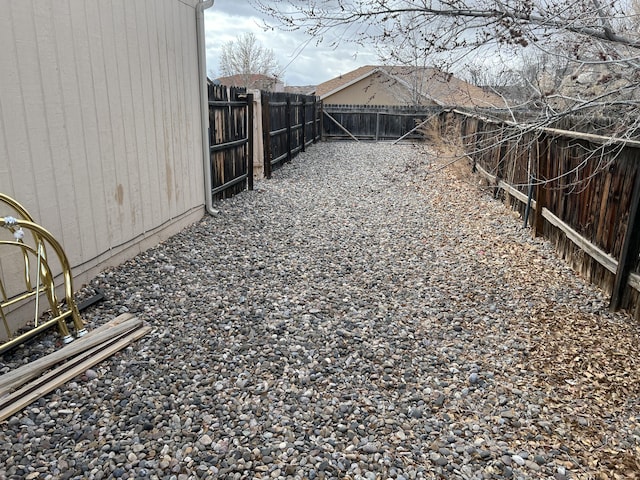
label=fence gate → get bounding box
[322,105,442,142]
[208,84,253,200]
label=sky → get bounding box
[203,1,379,87]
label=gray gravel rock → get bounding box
[1,142,638,479]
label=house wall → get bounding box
[0,0,205,332]
[323,71,437,106]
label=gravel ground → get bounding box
[1,141,640,480]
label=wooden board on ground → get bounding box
[0,325,150,422]
[0,313,139,396]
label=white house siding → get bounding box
[0,0,205,330]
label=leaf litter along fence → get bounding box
[430,109,640,318]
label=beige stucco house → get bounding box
[317,65,504,108]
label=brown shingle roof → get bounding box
[284,85,316,95]
[315,65,379,98]
[316,65,504,108]
[387,66,504,108]
[215,74,283,91]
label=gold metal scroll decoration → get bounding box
[0,193,86,354]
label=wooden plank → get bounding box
[323,111,360,142]
[286,97,292,163]
[247,93,254,191]
[452,108,640,148]
[261,91,272,178]
[0,314,138,396]
[542,207,618,274]
[607,164,625,252]
[534,135,548,236]
[0,325,150,422]
[0,327,131,411]
[393,116,433,145]
[499,178,530,205]
[476,163,535,207]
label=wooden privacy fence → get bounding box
[436,109,640,317]
[323,105,441,141]
[208,84,253,200]
[261,92,321,178]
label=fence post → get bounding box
[318,101,323,141]
[494,123,506,199]
[312,98,318,142]
[246,93,254,191]
[533,134,548,237]
[261,91,272,179]
[286,97,292,163]
[610,158,640,311]
[375,112,380,141]
[301,97,306,152]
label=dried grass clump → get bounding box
[419,115,474,182]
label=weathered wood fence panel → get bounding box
[208,84,253,200]
[261,92,321,178]
[323,105,441,141]
[439,109,640,317]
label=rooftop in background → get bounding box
[214,73,284,92]
[316,65,505,108]
[284,85,316,95]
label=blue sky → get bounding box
[204,1,379,86]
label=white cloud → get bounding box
[204,1,378,86]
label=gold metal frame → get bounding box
[0,194,86,354]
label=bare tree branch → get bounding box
[219,32,280,84]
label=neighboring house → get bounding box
[284,85,317,95]
[316,65,504,108]
[215,73,284,92]
[0,0,214,332]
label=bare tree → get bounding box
[376,12,446,106]
[467,48,572,107]
[253,0,640,137]
[219,32,281,87]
